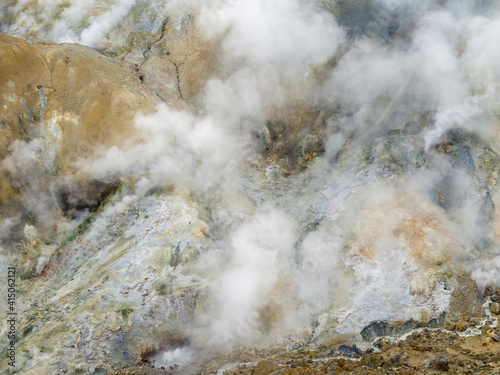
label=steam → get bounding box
[1,0,137,47]
[77,0,345,191]
[1,139,56,233]
[471,254,500,290]
[423,99,485,150]
[3,0,500,356]
[204,208,297,346]
[75,105,244,190]
[202,0,343,67]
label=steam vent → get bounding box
[1,1,500,374]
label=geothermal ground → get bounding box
[1,0,500,374]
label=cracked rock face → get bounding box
[135,8,218,107]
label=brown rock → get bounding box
[490,302,500,315]
[253,360,279,375]
[423,355,449,371]
[446,275,483,323]
[140,56,187,107]
[491,289,500,302]
[360,353,383,368]
[455,321,470,332]
[147,13,219,103]
[487,328,500,342]
[0,33,168,239]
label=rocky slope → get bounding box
[1,0,500,374]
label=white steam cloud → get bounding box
[1,0,137,47]
[75,105,244,191]
[205,208,297,345]
[208,0,343,67]
[471,254,500,290]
